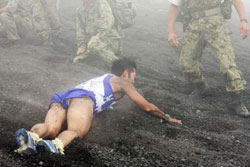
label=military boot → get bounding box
[73,53,90,63]
[230,92,250,117]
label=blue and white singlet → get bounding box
[50,74,117,115]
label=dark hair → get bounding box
[111,58,136,76]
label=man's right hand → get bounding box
[168,118,182,125]
[168,32,179,47]
[240,21,249,39]
[76,47,86,55]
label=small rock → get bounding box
[196,110,201,114]
[133,146,139,150]
[39,161,44,166]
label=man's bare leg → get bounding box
[31,103,66,138]
[15,103,66,154]
[56,97,94,147]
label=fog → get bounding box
[0,0,250,166]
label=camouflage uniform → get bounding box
[0,0,20,43]
[27,0,61,42]
[74,0,122,65]
[179,0,244,93]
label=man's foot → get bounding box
[15,128,37,155]
[37,140,60,154]
[73,54,89,63]
[230,92,250,117]
[234,103,250,117]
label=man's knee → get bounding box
[31,123,59,138]
[88,38,106,53]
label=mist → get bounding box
[0,0,250,166]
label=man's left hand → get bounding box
[240,21,249,39]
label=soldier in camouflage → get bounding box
[0,0,20,45]
[168,0,250,117]
[73,0,122,67]
[27,0,61,45]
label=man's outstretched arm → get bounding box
[120,79,182,124]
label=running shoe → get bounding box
[15,128,37,155]
[37,140,59,154]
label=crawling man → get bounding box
[15,58,182,155]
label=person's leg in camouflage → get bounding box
[90,37,120,67]
[0,12,20,45]
[74,37,119,67]
[204,15,249,117]
[13,14,33,38]
[28,0,51,45]
[73,50,91,64]
[179,20,208,95]
[44,0,61,39]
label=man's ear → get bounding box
[121,70,128,78]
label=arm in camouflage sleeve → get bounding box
[76,8,87,49]
[94,0,115,39]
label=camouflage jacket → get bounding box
[76,0,121,49]
[178,0,232,30]
[181,0,221,12]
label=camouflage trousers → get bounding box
[28,0,61,42]
[0,11,20,43]
[75,37,121,66]
[179,15,244,93]
[0,11,33,44]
